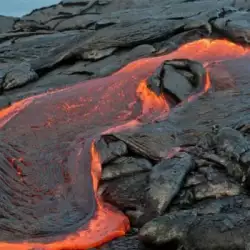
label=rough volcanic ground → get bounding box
[1,0,250,250]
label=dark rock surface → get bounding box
[1,0,250,250]
[145,153,194,217]
[0,0,248,107]
[100,55,250,249]
[102,156,152,181]
[147,59,206,104]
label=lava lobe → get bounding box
[0,39,249,250]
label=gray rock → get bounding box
[22,4,94,23]
[139,210,197,246]
[140,197,250,249]
[55,14,100,31]
[81,47,116,60]
[213,11,250,44]
[241,151,250,166]
[184,172,206,187]
[193,180,241,201]
[95,137,128,164]
[8,66,90,101]
[186,212,250,250]
[0,31,55,44]
[13,20,51,32]
[215,127,250,161]
[113,131,176,161]
[194,195,249,215]
[65,44,155,77]
[2,63,38,90]
[65,56,121,76]
[142,211,250,250]
[123,44,156,63]
[162,64,194,101]
[102,172,149,211]
[102,156,152,181]
[145,153,194,216]
[147,59,206,104]
[61,0,99,13]
[199,152,244,182]
[100,235,148,250]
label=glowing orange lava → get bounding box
[0,39,249,250]
[136,79,169,117]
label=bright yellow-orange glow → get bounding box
[0,39,249,250]
[136,79,169,116]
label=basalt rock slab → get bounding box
[65,44,155,77]
[145,153,194,217]
[193,177,241,201]
[113,131,177,161]
[54,14,100,31]
[102,156,152,181]
[2,62,38,90]
[215,126,250,161]
[147,59,206,104]
[101,172,149,211]
[213,10,250,44]
[99,235,150,250]
[8,67,90,102]
[0,31,83,64]
[81,47,116,60]
[140,209,250,250]
[139,195,250,249]
[13,19,51,32]
[95,137,128,164]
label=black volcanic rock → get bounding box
[2,62,38,90]
[145,153,194,216]
[95,137,128,164]
[102,156,152,181]
[213,11,250,44]
[215,127,250,161]
[101,172,149,211]
[147,59,206,104]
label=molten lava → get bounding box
[0,39,249,250]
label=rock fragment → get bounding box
[145,153,194,216]
[81,47,116,60]
[215,127,250,161]
[95,137,128,164]
[213,11,250,44]
[113,131,176,161]
[2,63,38,90]
[139,210,197,246]
[102,172,149,211]
[102,156,152,181]
[147,59,206,104]
[139,198,250,250]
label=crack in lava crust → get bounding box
[0,39,249,250]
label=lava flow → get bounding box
[0,39,249,250]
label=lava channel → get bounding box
[0,39,249,250]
